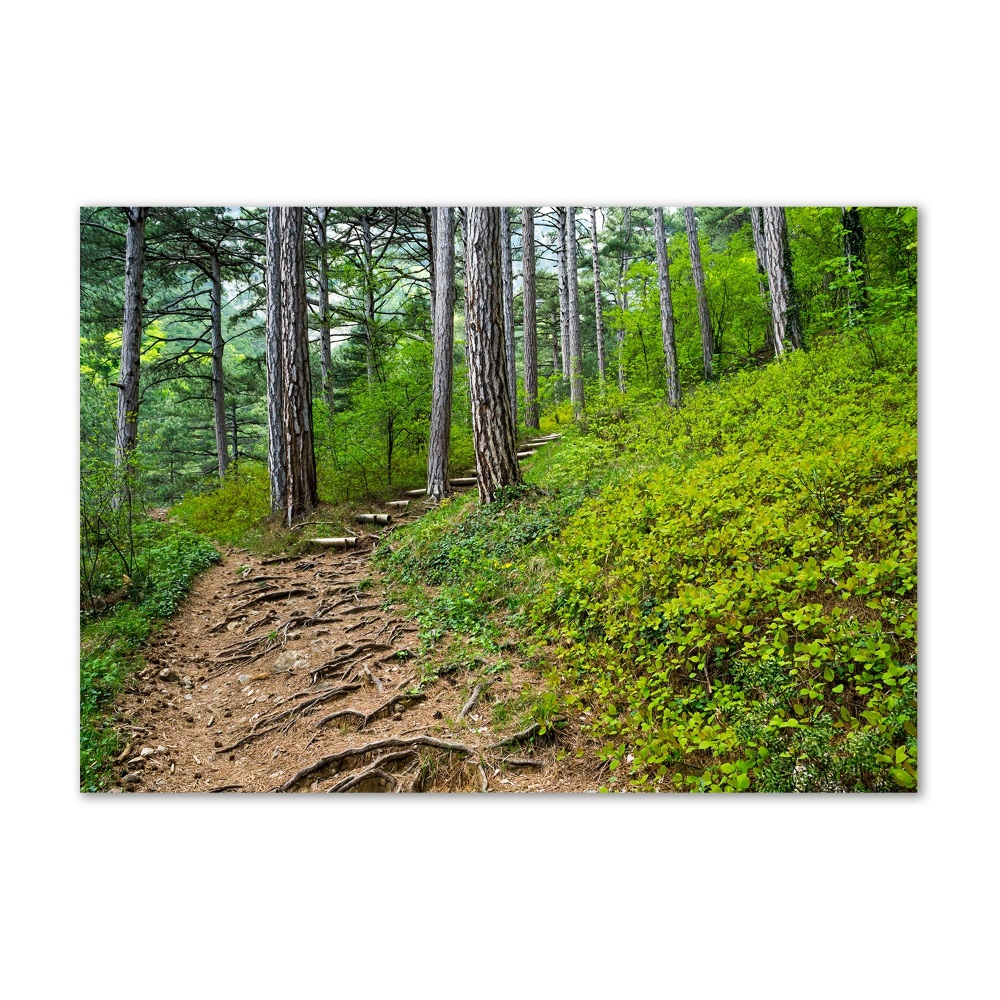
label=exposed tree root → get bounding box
[326,750,418,793]
[315,691,426,732]
[456,680,491,722]
[228,587,314,615]
[311,642,391,682]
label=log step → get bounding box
[356,513,391,524]
[385,500,410,510]
[309,537,358,548]
[517,451,536,459]
[405,488,428,497]
[450,477,478,487]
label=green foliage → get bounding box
[171,461,272,546]
[533,331,917,791]
[80,523,218,790]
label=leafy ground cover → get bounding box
[378,329,917,791]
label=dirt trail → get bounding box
[112,519,598,793]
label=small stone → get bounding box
[181,675,193,686]
[238,674,252,686]
[122,771,143,784]
[271,650,309,674]
[392,712,403,722]
[214,740,222,748]
[201,684,209,690]
[158,667,178,682]
[140,746,156,757]
[183,694,192,701]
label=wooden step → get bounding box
[404,488,428,497]
[385,500,410,510]
[356,513,391,524]
[309,537,358,549]
[517,450,536,459]
[450,477,478,487]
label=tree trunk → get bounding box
[427,207,455,502]
[684,207,714,380]
[361,214,377,384]
[280,208,319,524]
[500,207,517,424]
[566,207,585,418]
[749,206,774,351]
[556,208,570,381]
[521,207,539,430]
[842,206,867,318]
[265,207,287,515]
[115,206,147,477]
[762,206,804,355]
[316,207,334,412]
[209,250,229,477]
[590,207,606,382]
[230,400,238,464]
[653,208,680,408]
[464,207,522,504]
[617,207,631,393]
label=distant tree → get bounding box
[653,207,680,407]
[842,206,868,320]
[589,208,607,382]
[566,207,585,417]
[464,207,522,503]
[311,207,335,411]
[683,207,714,380]
[555,207,570,380]
[427,207,455,502]
[265,208,287,514]
[762,206,803,354]
[748,206,773,350]
[115,207,148,479]
[521,207,540,429]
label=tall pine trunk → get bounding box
[500,207,517,424]
[842,206,867,319]
[115,207,147,478]
[590,207,606,382]
[653,207,680,407]
[464,207,522,504]
[316,207,334,412]
[209,250,229,477]
[427,207,455,502]
[565,207,585,417]
[521,207,539,429]
[616,207,632,393]
[762,206,803,355]
[749,206,773,352]
[684,207,714,380]
[556,208,570,381]
[265,207,287,515]
[278,207,319,524]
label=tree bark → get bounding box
[464,208,522,504]
[427,207,455,502]
[684,207,714,380]
[749,206,774,351]
[500,207,517,424]
[556,208,570,380]
[617,207,631,393]
[653,208,680,408]
[115,207,147,477]
[209,250,229,477]
[521,207,539,430]
[762,206,804,355]
[842,206,867,317]
[265,207,287,515]
[565,207,585,418]
[316,207,334,412]
[590,207,606,382]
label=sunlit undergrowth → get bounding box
[80,523,218,790]
[380,329,917,792]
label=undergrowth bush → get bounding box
[533,333,917,791]
[380,325,917,792]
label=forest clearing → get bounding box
[81,205,917,793]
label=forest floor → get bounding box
[110,520,600,793]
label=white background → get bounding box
[2,2,995,996]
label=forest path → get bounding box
[112,515,594,793]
